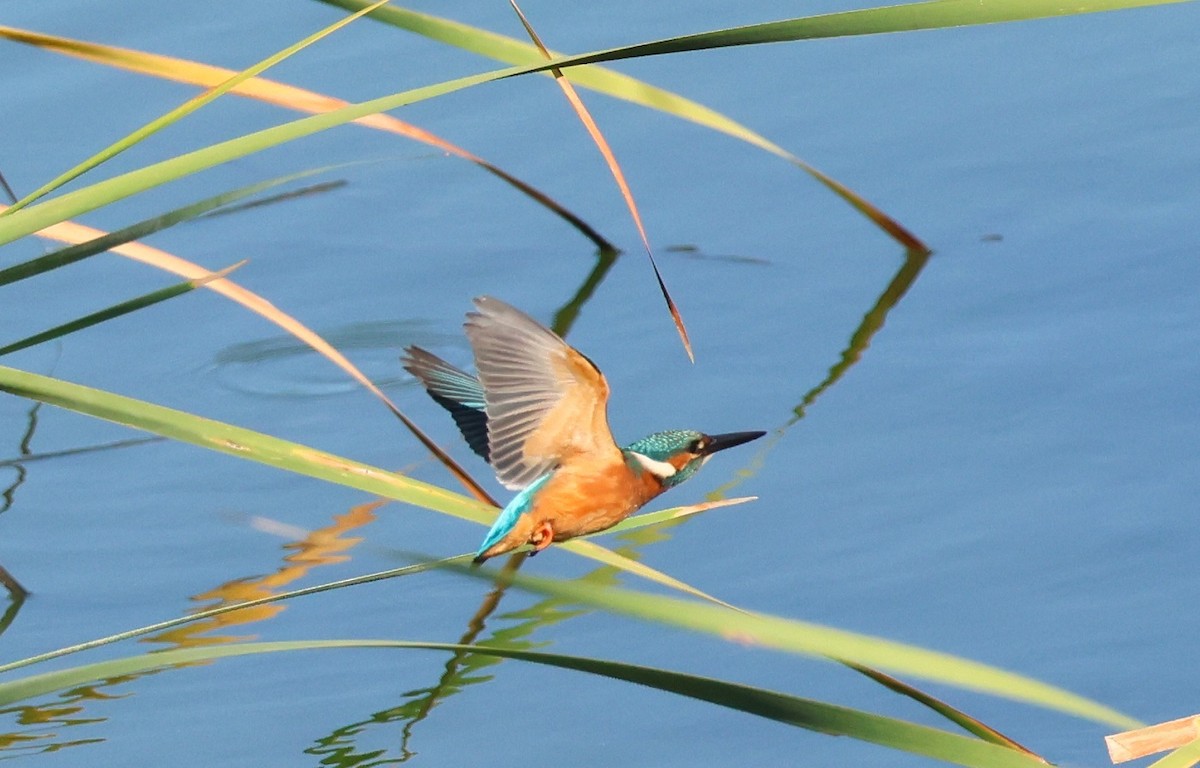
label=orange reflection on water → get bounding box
[146,503,381,649]
[0,502,380,756]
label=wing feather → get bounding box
[465,296,619,490]
[401,346,491,461]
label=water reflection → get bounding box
[144,504,380,649]
[663,243,772,266]
[710,247,931,499]
[0,369,161,600]
[0,503,380,755]
[0,397,41,598]
[790,248,931,426]
[211,320,465,398]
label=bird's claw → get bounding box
[530,520,555,556]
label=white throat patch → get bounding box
[631,451,677,479]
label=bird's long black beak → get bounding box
[700,430,767,456]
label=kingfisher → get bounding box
[402,296,765,564]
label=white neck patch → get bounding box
[631,451,677,479]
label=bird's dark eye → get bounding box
[690,438,706,453]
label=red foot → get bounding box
[531,520,555,555]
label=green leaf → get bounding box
[444,561,1141,729]
[0,0,387,215]
[0,168,343,287]
[0,365,740,605]
[315,0,1189,247]
[1149,738,1200,768]
[0,639,1050,768]
[0,0,1183,248]
[0,273,217,356]
[0,364,491,522]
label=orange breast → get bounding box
[530,458,664,540]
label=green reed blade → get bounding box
[0,0,387,216]
[0,639,1051,768]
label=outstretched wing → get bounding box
[465,296,620,490]
[401,346,491,461]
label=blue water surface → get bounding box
[1,1,1198,766]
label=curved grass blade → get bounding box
[0,2,387,216]
[0,25,611,249]
[3,200,495,506]
[848,662,1048,761]
[0,366,736,610]
[0,364,491,521]
[321,0,1192,249]
[0,489,753,675]
[314,0,929,249]
[0,639,1051,768]
[4,0,1180,250]
[488,0,1189,68]
[0,369,1077,733]
[1148,738,1200,768]
[0,262,243,357]
[510,0,692,359]
[444,561,1139,729]
[0,36,897,253]
[238,508,740,607]
[604,496,757,536]
[0,170,334,287]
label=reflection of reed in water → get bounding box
[0,502,379,757]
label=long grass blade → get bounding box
[0,493,752,675]
[239,506,744,607]
[1147,739,1200,768]
[320,0,1191,249]
[446,561,1140,729]
[509,1,693,359]
[0,171,334,287]
[486,0,1190,66]
[848,662,1048,760]
[0,560,459,676]
[0,263,243,357]
[3,199,495,505]
[4,0,1179,251]
[312,1,924,248]
[0,39,893,253]
[0,639,1051,768]
[0,366,742,607]
[0,365,490,521]
[0,24,611,249]
[0,2,387,216]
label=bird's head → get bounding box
[624,429,766,488]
